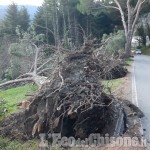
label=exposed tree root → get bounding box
[0,42,134,141]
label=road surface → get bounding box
[133,55,150,149]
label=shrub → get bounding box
[102,30,125,54]
[0,99,8,117]
[141,46,150,55]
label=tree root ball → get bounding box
[0,46,128,140]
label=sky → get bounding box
[0,0,44,6]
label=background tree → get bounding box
[33,0,122,49]
[146,22,150,41]
[77,0,122,38]
[136,23,146,46]
[2,3,30,35]
[33,0,60,46]
[3,2,18,35]
[102,30,125,54]
[18,6,30,31]
[97,0,147,56]
[0,3,30,81]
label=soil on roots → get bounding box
[0,49,128,140]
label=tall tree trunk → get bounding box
[55,5,59,46]
[86,15,89,37]
[52,0,59,46]
[74,15,79,48]
[113,0,146,57]
[125,29,132,57]
[45,9,49,45]
[125,38,131,57]
[61,4,68,48]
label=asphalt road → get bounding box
[133,55,150,149]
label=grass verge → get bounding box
[125,57,133,66]
[0,84,38,119]
[102,78,124,94]
[0,136,39,150]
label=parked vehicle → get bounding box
[135,49,142,54]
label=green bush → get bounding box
[141,46,150,55]
[102,30,125,54]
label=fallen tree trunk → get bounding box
[0,45,130,141]
[0,77,33,90]
[0,75,48,90]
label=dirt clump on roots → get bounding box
[97,54,127,80]
[0,46,134,141]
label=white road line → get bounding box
[132,59,144,136]
[132,60,139,106]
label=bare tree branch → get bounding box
[127,0,131,31]
[32,23,56,44]
[114,0,128,38]
[132,0,146,34]
[31,43,40,75]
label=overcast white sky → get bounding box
[0,0,44,6]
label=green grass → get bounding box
[141,46,150,55]
[102,78,124,94]
[0,136,23,150]
[0,135,63,150]
[125,57,133,66]
[0,84,38,117]
[0,136,39,150]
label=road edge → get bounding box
[131,58,144,137]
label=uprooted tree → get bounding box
[0,36,145,143]
[0,28,127,90]
[0,26,60,89]
[0,39,130,139]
